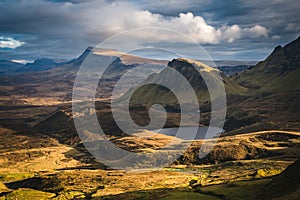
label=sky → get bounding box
[0,0,299,62]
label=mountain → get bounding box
[217,65,252,76]
[91,48,168,65]
[0,58,66,76]
[225,36,300,134]
[0,48,168,90]
[201,60,258,67]
[234,36,300,91]
[20,58,66,72]
[49,47,167,77]
[48,47,94,74]
[1,40,299,135]
[200,60,257,76]
[0,60,24,76]
[120,58,247,105]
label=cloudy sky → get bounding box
[0,0,299,62]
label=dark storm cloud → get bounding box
[0,0,137,60]
[128,0,299,28]
[205,0,300,38]
[135,0,300,38]
[0,0,88,60]
[0,0,299,61]
[125,0,300,59]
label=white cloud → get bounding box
[0,1,269,45]
[87,9,268,44]
[113,11,269,44]
[15,1,265,45]
[0,36,25,49]
[11,59,31,64]
[245,25,268,37]
[222,25,242,43]
[174,12,222,43]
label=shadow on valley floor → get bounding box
[2,179,268,200]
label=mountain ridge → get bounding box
[121,58,247,105]
[234,36,300,91]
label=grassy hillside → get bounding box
[122,58,247,105]
[259,159,300,199]
[234,36,300,92]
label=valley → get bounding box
[0,126,299,199]
[0,37,299,199]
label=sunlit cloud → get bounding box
[0,36,25,49]
[11,59,31,64]
[126,12,269,44]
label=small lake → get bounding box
[151,126,224,140]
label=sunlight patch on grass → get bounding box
[159,192,218,200]
[0,173,34,182]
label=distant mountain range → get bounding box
[21,58,66,72]
[0,36,299,136]
[201,60,257,76]
[0,60,24,76]
[0,58,66,76]
[0,48,256,77]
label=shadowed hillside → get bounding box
[259,158,300,199]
